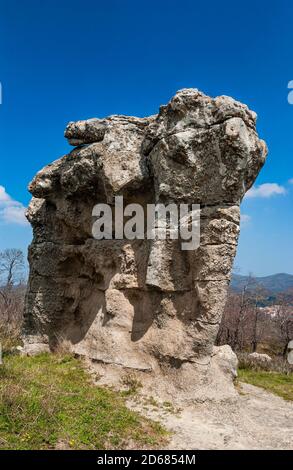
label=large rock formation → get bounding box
[23,89,267,401]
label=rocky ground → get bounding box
[127,382,293,450]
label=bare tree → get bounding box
[232,274,258,351]
[217,274,272,353]
[217,273,293,356]
[217,290,240,346]
[0,249,24,288]
[246,281,268,352]
[0,249,26,351]
[275,292,293,357]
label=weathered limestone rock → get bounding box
[23,89,267,401]
[247,352,272,369]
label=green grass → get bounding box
[238,368,293,401]
[0,353,168,450]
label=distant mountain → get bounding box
[231,273,293,294]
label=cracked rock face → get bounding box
[23,89,267,401]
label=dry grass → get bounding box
[237,352,293,373]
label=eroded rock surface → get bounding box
[23,89,267,401]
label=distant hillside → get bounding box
[231,273,293,293]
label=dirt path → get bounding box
[128,383,293,450]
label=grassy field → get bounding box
[238,368,293,401]
[0,353,167,450]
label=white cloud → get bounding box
[0,185,28,226]
[288,178,293,185]
[0,186,11,203]
[240,214,251,227]
[245,183,286,199]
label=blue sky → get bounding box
[0,0,292,276]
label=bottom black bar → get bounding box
[0,450,291,466]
